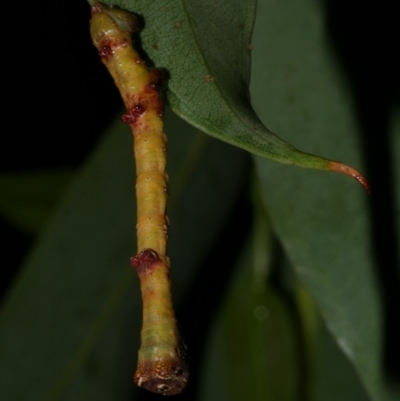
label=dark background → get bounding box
[2,1,121,297]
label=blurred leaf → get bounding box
[0,109,249,400]
[87,0,348,173]
[312,320,371,401]
[222,254,300,401]
[198,319,233,401]
[201,195,300,401]
[387,104,400,401]
[201,228,374,401]
[251,0,395,400]
[294,269,370,401]
[0,169,74,235]
[391,106,400,267]
[294,283,319,378]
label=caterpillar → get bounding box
[90,3,188,396]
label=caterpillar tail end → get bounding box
[134,357,189,396]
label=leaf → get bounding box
[296,271,371,401]
[84,0,366,183]
[387,105,400,400]
[198,322,232,401]
[251,0,396,400]
[0,169,74,235]
[312,321,371,401]
[201,221,372,401]
[200,193,300,401]
[222,252,300,401]
[0,109,249,400]
[391,106,400,268]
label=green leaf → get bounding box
[313,321,371,401]
[391,106,400,269]
[85,0,357,177]
[201,222,372,401]
[296,273,371,401]
[222,201,299,401]
[0,110,249,400]
[199,322,232,401]
[200,194,300,401]
[222,253,300,401]
[0,169,74,235]
[251,1,396,400]
[387,104,400,401]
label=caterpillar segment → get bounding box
[90,3,188,396]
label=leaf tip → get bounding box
[328,161,370,194]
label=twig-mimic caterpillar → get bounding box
[90,3,188,396]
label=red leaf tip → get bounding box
[328,161,370,194]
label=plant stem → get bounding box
[90,3,188,395]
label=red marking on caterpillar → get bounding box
[130,248,160,274]
[122,104,146,124]
[98,38,128,61]
[123,84,164,123]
